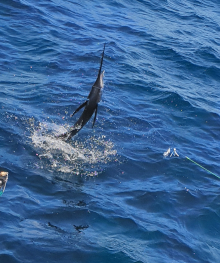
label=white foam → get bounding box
[31,121,117,176]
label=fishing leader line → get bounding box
[107,92,169,144]
[113,94,219,180]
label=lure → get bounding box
[173,148,179,157]
[163,148,171,157]
[164,147,179,158]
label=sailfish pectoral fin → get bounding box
[70,101,88,117]
[92,105,98,128]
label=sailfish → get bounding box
[58,44,106,141]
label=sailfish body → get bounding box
[58,44,105,141]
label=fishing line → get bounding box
[109,94,219,180]
[185,156,219,179]
[115,95,169,144]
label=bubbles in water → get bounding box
[31,122,117,176]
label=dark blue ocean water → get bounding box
[0,0,220,262]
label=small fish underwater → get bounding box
[58,44,106,141]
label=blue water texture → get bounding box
[0,0,220,262]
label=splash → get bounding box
[31,122,117,176]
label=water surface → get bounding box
[0,0,220,262]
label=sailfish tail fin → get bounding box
[56,128,78,141]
